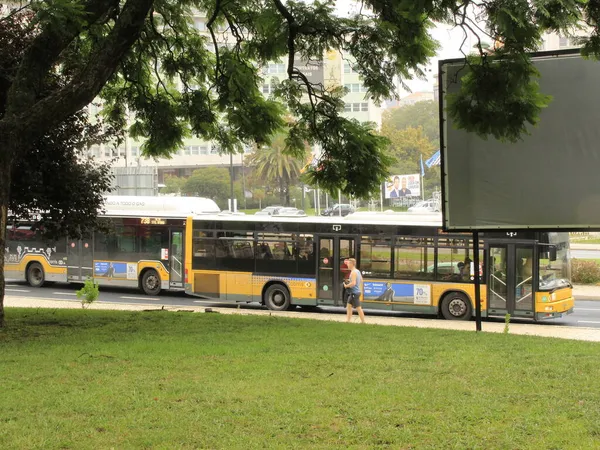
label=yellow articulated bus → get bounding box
[5,203,574,321]
[186,212,574,321]
[4,196,221,295]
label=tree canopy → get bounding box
[181,167,231,207]
[2,0,598,201]
[383,101,439,144]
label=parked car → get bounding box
[277,209,307,217]
[427,262,460,275]
[274,207,298,215]
[255,206,283,216]
[320,204,355,217]
[408,200,439,213]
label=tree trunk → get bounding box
[0,152,12,328]
[285,179,291,207]
[279,177,285,205]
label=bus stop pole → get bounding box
[473,231,482,332]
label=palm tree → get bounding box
[246,134,306,206]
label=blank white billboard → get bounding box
[441,52,600,230]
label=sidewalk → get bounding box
[5,295,600,343]
[570,243,600,250]
[574,284,600,300]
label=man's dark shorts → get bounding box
[346,292,362,308]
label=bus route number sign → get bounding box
[141,217,167,225]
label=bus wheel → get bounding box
[141,270,161,296]
[441,292,472,321]
[264,284,291,311]
[26,262,45,288]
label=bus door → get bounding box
[316,236,356,307]
[169,228,184,288]
[67,238,93,282]
[487,244,535,318]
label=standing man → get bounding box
[389,176,401,198]
[399,177,412,197]
[343,258,366,323]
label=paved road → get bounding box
[6,281,600,329]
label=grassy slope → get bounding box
[1,309,599,449]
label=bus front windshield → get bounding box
[538,233,571,291]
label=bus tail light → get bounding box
[185,268,188,284]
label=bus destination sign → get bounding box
[140,217,167,225]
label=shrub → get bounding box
[76,278,100,308]
[571,259,600,284]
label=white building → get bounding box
[86,12,384,185]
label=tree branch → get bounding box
[3,0,153,140]
[207,0,224,80]
[271,0,297,79]
[5,0,118,116]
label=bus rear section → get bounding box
[5,217,189,296]
[4,196,220,295]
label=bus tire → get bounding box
[26,262,45,288]
[141,270,161,296]
[264,284,291,311]
[441,292,472,321]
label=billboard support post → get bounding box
[473,231,482,332]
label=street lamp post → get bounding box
[230,152,234,211]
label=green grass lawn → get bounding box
[2,309,600,449]
[571,238,600,245]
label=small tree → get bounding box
[252,189,266,209]
[246,134,306,206]
[161,175,186,195]
[182,167,231,208]
[76,278,100,309]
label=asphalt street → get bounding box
[5,281,600,329]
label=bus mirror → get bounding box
[549,246,557,261]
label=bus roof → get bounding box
[193,211,444,227]
[103,196,220,217]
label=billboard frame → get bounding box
[437,48,600,232]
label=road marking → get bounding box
[575,308,600,311]
[193,300,215,304]
[6,284,21,287]
[54,292,78,296]
[5,288,31,293]
[577,320,600,324]
[121,296,160,301]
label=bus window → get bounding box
[298,235,315,275]
[192,230,217,270]
[256,232,298,275]
[395,237,434,280]
[138,225,169,260]
[436,237,472,282]
[360,236,391,278]
[214,231,254,271]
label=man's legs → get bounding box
[357,306,366,324]
[346,303,353,322]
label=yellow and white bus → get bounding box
[186,212,574,321]
[5,204,574,321]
